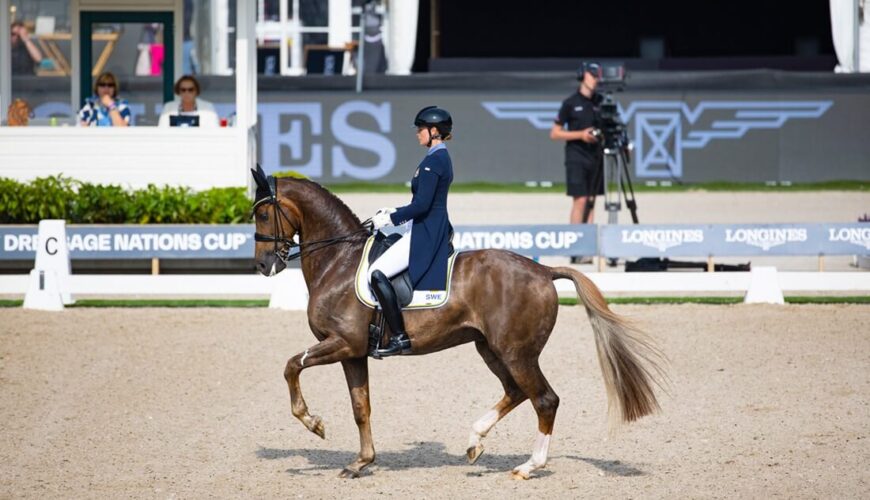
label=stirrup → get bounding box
[368,313,387,359]
[374,333,411,357]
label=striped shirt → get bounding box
[78,97,132,127]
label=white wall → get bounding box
[0,128,247,189]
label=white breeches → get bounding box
[368,226,412,283]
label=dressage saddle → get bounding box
[366,230,454,358]
[367,231,414,307]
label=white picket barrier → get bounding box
[22,220,74,311]
[267,269,309,310]
[743,267,785,304]
[2,270,868,306]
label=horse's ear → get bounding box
[251,165,268,190]
[251,165,274,201]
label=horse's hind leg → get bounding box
[337,358,375,479]
[467,341,528,465]
[503,360,560,480]
[284,337,353,439]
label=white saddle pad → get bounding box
[354,235,459,310]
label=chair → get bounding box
[304,44,352,75]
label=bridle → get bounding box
[252,176,372,263]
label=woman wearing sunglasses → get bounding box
[158,75,219,128]
[78,72,131,127]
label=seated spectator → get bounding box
[158,75,219,128]
[10,21,43,75]
[78,72,131,127]
[6,99,32,126]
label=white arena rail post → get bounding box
[23,220,75,311]
[743,266,785,304]
[269,269,309,310]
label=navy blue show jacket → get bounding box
[389,144,454,290]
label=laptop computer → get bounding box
[170,115,200,127]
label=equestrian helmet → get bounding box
[413,106,453,138]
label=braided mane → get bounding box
[277,177,363,231]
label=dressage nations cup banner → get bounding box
[0,226,254,260]
[14,73,870,185]
[452,225,596,256]
[1,223,866,260]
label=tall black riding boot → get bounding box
[370,270,411,357]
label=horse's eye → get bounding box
[258,212,269,221]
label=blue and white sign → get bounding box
[452,224,596,256]
[0,225,254,260]
[2,223,866,261]
[601,223,870,257]
[601,225,708,257]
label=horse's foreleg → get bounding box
[467,341,528,464]
[284,337,353,439]
[337,358,375,479]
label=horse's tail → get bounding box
[551,266,666,427]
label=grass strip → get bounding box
[784,296,870,304]
[558,297,742,305]
[3,296,865,308]
[69,299,270,308]
[558,296,870,306]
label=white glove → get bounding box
[372,211,394,230]
[375,207,396,216]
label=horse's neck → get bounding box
[300,236,364,291]
[288,183,365,288]
[294,189,360,243]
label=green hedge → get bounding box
[0,176,251,224]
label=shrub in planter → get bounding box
[0,175,251,224]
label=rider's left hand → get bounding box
[372,211,393,230]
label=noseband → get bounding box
[251,178,372,263]
[252,191,300,262]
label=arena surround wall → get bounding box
[5,70,870,187]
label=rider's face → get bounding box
[416,126,428,146]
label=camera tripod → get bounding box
[582,143,639,225]
[582,142,639,266]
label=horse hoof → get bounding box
[338,468,360,479]
[466,443,484,464]
[510,468,530,481]
[309,416,326,439]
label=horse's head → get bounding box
[251,166,302,276]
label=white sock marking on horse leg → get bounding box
[513,432,551,478]
[300,349,310,367]
[468,409,499,449]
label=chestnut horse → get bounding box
[251,169,665,479]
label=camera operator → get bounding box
[550,62,604,264]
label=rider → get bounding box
[369,106,455,357]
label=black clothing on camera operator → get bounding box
[550,63,605,225]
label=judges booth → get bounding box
[0,0,257,191]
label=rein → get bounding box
[252,191,372,263]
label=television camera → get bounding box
[581,62,630,150]
[579,62,639,249]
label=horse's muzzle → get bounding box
[256,254,286,277]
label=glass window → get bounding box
[6,0,238,126]
[10,0,73,125]
[86,22,164,126]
